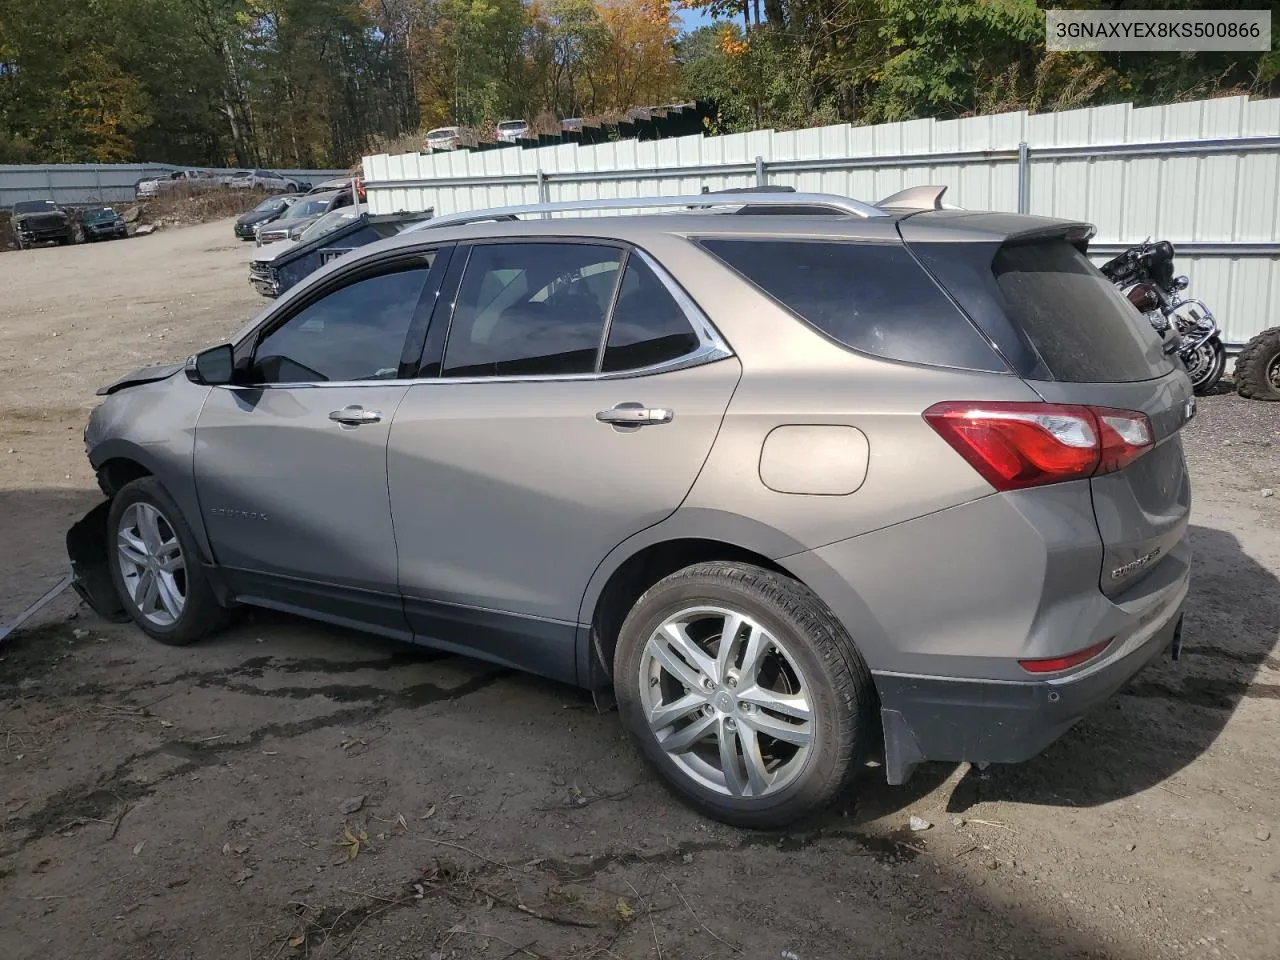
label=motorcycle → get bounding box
[1100,239,1226,395]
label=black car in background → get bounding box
[81,206,129,241]
[250,207,433,297]
[11,199,74,248]
[234,194,301,240]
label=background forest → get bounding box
[0,0,1276,168]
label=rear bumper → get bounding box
[876,595,1185,785]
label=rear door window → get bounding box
[991,241,1175,383]
[601,257,700,372]
[696,238,1006,372]
[443,242,622,377]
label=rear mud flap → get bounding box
[66,501,130,623]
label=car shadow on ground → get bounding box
[9,488,1273,824]
[943,523,1279,811]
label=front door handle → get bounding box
[596,402,674,427]
[329,405,382,426]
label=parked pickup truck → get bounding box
[249,207,433,297]
[135,168,221,200]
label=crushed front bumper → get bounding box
[66,501,129,622]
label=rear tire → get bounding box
[1235,327,1280,401]
[107,477,230,646]
[613,561,875,828]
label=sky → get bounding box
[676,6,720,33]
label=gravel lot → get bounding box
[1,221,1278,960]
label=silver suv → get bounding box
[72,191,1192,827]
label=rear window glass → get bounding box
[992,241,1174,383]
[696,238,1005,372]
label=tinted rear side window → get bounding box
[991,241,1174,383]
[601,257,699,372]
[697,238,1005,372]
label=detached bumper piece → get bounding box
[876,610,1183,785]
[249,263,280,297]
[66,500,130,622]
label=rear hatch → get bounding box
[901,214,1192,597]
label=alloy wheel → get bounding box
[116,502,187,627]
[638,605,814,799]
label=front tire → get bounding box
[614,561,875,828]
[1235,327,1280,401]
[107,477,229,646]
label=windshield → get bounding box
[12,200,58,214]
[83,207,117,221]
[253,197,286,213]
[497,121,525,130]
[290,197,332,219]
[299,207,362,243]
[426,128,458,138]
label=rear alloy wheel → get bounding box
[108,477,230,645]
[614,561,874,828]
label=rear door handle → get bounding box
[329,405,382,426]
[596,403,674,427]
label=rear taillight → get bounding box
[924,401,1153,492]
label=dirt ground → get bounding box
[1,220,1278,960]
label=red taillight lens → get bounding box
[924,401,1153,492]
[1094,406,1154,473]
[1018,638,1113,674]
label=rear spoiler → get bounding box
[877,185,950,211]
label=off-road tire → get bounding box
[614,561,875,828]
[107,477,231,646]
[1235,327,1280,401]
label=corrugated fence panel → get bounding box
[0,164,347,208]
[364,95,1280,343]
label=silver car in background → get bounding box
[424,126,463,151]
[496,120,529,143]
[73,191,1193,828]
[254,190,351,245]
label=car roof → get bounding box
[347,206,1090,265]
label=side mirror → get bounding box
[1173,275,1190,291]
[185,344,235,385]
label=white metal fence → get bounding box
[364,94,1280,346]
[0,163,349,209]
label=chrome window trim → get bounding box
[213,343,735,392]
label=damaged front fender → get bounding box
[66,501,130,623]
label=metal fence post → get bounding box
[536,168,548,217]
[755,156,766,187]
[1016,141,1030,214]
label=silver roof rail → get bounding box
[404,192,889,232]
